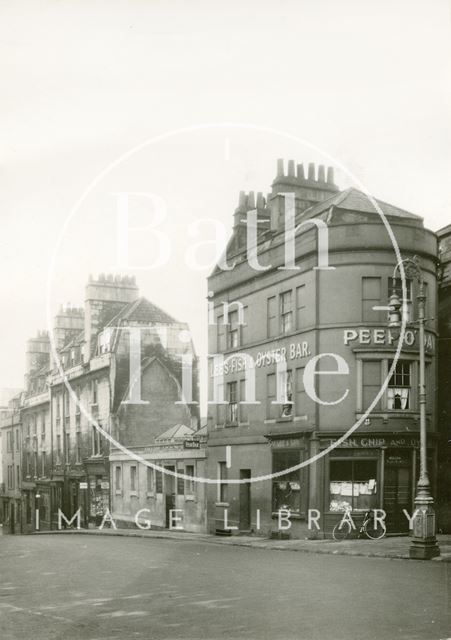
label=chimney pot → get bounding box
[327,167,334,184]
[296,163,305,180]
[308,163,315,181]
[238,191,246,208]
[317,164,325,182]
[287,160,295,177]
[247,191,255,209]
[276,158,284,177]
[256,192,264,209]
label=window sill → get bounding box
[115,490,122,496]
[271,511,304,520]
[130,492,138,497]
[225,422,238,428]
[146,492,156,499]
[276,416,294,423]
[215,502,230,508]
[185,495,196,502]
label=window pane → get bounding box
[330,459,378,511]
[272,451,301,513]
[362,361,381,410]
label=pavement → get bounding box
[31,525,451,561]
[1,533,450,640]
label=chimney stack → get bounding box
[84,274,139,361]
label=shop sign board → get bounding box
[183,439,200,449]
[343,327,435,353]
[327,436,419,449]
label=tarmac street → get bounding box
[0,534,449,640]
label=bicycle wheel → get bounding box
[363,518,386,540]
[332,520,352,541]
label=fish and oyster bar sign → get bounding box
[210,341,312,376]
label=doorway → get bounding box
[383,450,412,533]
[164,465,176,528]
[239,469,251,531]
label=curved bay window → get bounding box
[272,450,302,514]
[329,459,378,512]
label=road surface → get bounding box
[0,534,449,640]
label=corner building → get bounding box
[206,160,438,538]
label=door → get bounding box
[165,466,176,528]
[383,451,412,533]
[239,469,251,531]
[10,502,15,534]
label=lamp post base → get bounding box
[409,539,440,560]
[409,500,440,560]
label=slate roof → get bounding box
[155,423,195,441]
[106,297,178,327]
[302,187,422,222]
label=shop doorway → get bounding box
[239,469,251,531]
[383,451,412,533]
[164,465,175,528]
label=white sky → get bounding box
[1,0,450,405]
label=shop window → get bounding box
[217,461,227,503]
[146,466,153,493]
[329,459,378,512]
[155,470,163,493]
[362,361,381,411]
[227,310,239,348]
[185,465,195,495]
[280,290,293,334]
[130,466,137,492]
[115,466,122,491]
[387,360,411,410]
[272,451,302,514]
[267,296,277,337]
[389,277,412,323]
[226,381,238,424]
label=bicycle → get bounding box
[332,509,386,541]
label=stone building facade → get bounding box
[437,224,451,532]
[10,274,199,532]
[206,159,439,539]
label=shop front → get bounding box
[320,433,432,536]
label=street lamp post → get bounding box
[389,256,440,559]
